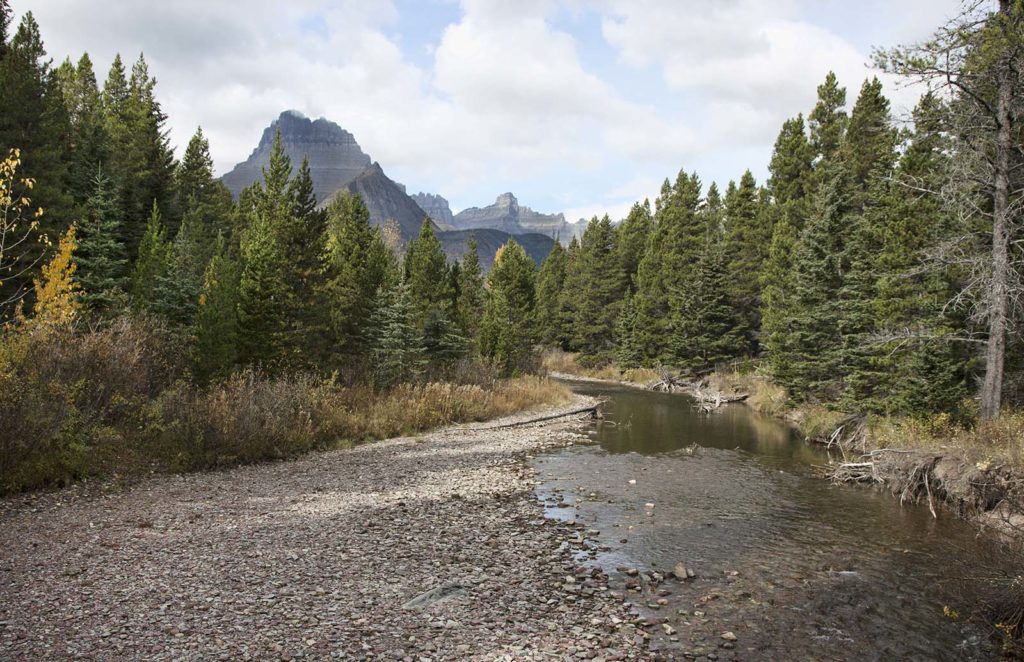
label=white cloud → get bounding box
[17,0,965,215]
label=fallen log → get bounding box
[473,404,600,430]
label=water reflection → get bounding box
[535,382,998,660]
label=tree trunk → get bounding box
[980,0,1013,421]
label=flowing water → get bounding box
[534,382,1005,660]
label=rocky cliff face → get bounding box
[321,162,435,247]
[410,193,455,229]
[221,111,371,201]
[451,192,584,242]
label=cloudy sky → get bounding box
[22,0,963,220]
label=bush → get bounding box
[0,315,571,493]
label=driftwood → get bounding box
[648,373,748,412]
[475,404,600,430]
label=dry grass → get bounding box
[870,411,1024,469]
[0,317,572,494]
[708,370,790,417]
[540,349,659,385]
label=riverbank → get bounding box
[543,353,1024,534]
[0,396,658,660]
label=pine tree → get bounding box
[55,53,110,207]
[237,207,290,372]
[177,126,232,241]
[320,191,397,369]
[74,168,128,312]
[192,237,240,385]
[614,290,642,368]
[571,215,626,365]
[535,240,567,347]
[784,167,852,399]
[835,77,900,410]
[367,283,426,389]
[808,71,848,165]
[723,170,768,351]
[403,219,460,365]
[456,235,486,348]
[103,53,176,256]
[616,199,653,292]
[631,171,705,365]
[669,235,746,369]
[556,235,583,351]
[480,241,537,376]
[761,115,815,383]
[130,201,170,308]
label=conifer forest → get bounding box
[1,1,1024,659]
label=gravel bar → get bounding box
[0,395,654,661]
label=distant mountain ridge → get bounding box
[220,111,555,266]
[450,193,586,242]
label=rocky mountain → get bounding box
[451,192,585,242]
[440,229,554,271]
[410,193,455,229]
[221,111,371,201]
[222,112,555,266]
[323,162,437,244]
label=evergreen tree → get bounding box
[237,206,290,372]
[74,168,127,312]
[320,191,397,369]
[55,53,109,206]
[556,235,583,350]
[616,199,653,292]
[130,201,170,307]
[571,215,627,364]
[669,235,746,369]
[177,126,232,240]
[103,53,176,255]
[403,219,461,365]
[614,290,643,368]
[192,237,240,385]
[784,168,853,398]
[631,171,704,364]
[535,240,567,347]
[723,170,768,350]
[456,235,486,347]
[761,115,816,383]
[480,241,537,376]
[808,71,848,165]
[367,283,426,389]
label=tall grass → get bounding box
[0,318,571,494]
[540,349,660,384]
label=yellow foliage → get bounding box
[29,226,80,330]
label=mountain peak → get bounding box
[222,111,372,201]
[495,192,518,209]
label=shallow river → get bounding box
[534,382,1003,660]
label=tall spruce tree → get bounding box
[320,191,397,369]
[456,235,486,349]
[403,219,462,365]
[480,240,537,376]
[723,170,768,351]
[617,199,653,292]
[192,237,240,385]
[631,171,704,365]
[74,167,127,312]
[130,201,170,307]
[761,115,815,383]
[535,240,567,347]
[571,215,626,364]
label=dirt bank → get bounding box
[0,397,656,661]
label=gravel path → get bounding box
[0,396,653,661]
